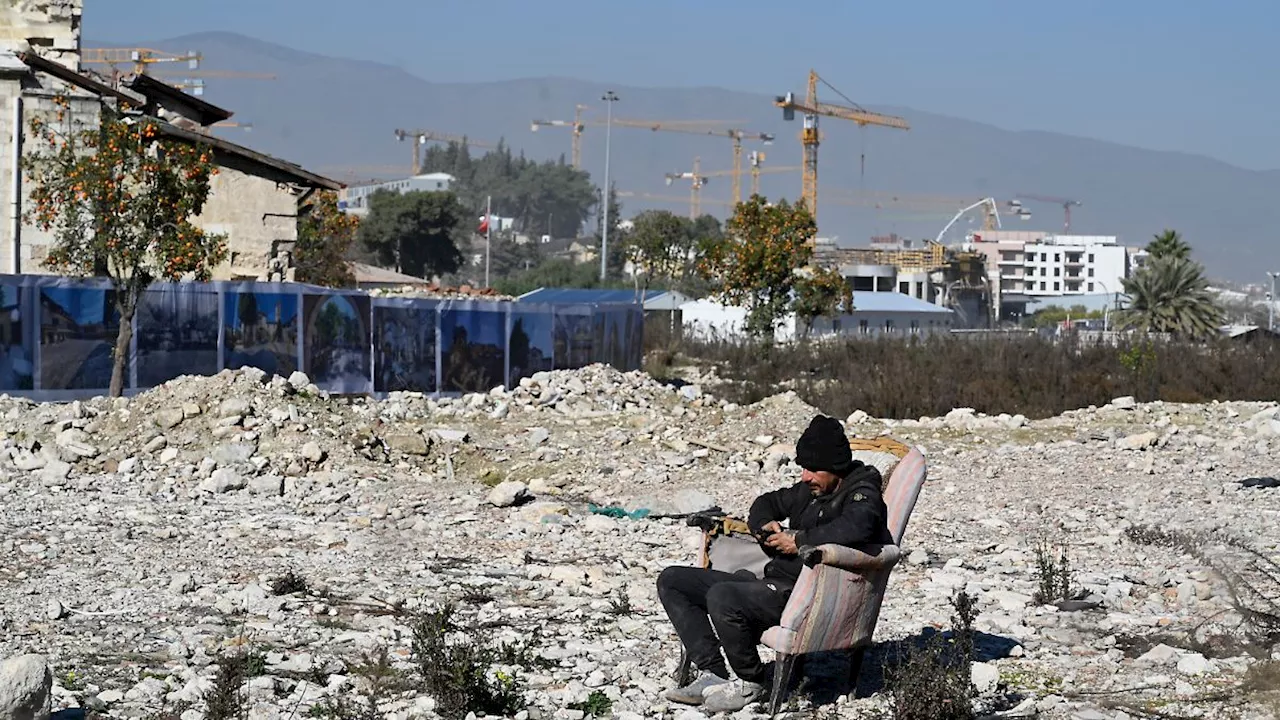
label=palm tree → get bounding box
[1115,255,1223,338]
[1145,229,1192,261]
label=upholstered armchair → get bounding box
[674,438,928,716]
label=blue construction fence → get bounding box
[0,275,644,401]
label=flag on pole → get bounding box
[477,214,489,235]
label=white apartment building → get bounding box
[967,230,1131,319]
[338,172,457,215]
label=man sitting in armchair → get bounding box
[656,415,894,712]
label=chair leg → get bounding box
[849,646,866,697]
[675,647,692,688]
[769,653,797,717]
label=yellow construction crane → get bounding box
[82,48,276,95]
[595,120,772,205]
[666,157,803,217]
[530,104,590,169]
[81,47,201,75]
[393,129,494,175]
[775,70,910,225]
[663,157,708,219]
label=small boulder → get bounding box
[487,481,531,508]
[384,433,430,456]
[37,461,71,487]
[287,371,311,391]
[218,397,251,419]
[1117,432,1159,451]
[0,654,52,720]
[201,468,246,494]
[154,408,186,430]
[970,662,1000,695]
[300,442,326,464]
[212,442,256,466]
[1136,643,1179,666]
[248,475,284,497]
[1111,396,1138,410]
[1176,652,1215,676]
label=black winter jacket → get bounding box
[746,463,893,585]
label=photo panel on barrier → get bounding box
[0,284,33,390]
[605,307,627,370]
[507,308,554,386]
[224,291,300,377]
[137,286,219,387]
[39,286,123,391]
[553,305,593,370]
[440,306,507,393]
[591,307,609,365]
[303,293,372,394]
[373,302,438,393]
[626,307,645,371]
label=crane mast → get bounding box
[775,70,909,226]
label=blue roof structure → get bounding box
[517,288,659,305]
[850,291,952,314]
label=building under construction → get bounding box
[813,234,994,329]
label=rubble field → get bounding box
[1,364,1278,720]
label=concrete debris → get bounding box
[0,364,1273,719]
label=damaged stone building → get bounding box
[0,0,344,281]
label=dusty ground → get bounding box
[0,365,1278,720]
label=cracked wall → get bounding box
[0,0,83,69]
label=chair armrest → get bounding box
[799,543,901,573]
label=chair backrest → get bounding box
[881,447,927,546]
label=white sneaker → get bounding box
[665,672,731,705]
[702,679,767,712]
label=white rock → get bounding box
[37,461,71,486]
[300,442,325,464]
[970,661,1000,695]
[0,654,51,720]
[168,573,196,594]
[907,549,930,566]
[248,475,284,497]
[487,481,531,508]
[96,689,124,704]
[287,371,311,390]
[1176,652,1215,676]
[201,468,246,494]
[1136,644,1179,666]
[1111,396,1137,410]
[45,600,65,621]
[1117,432,1159,451]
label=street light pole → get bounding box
[599,91,618,281]
[1268,271,1279,332]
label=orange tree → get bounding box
[698,196,818,339]
[22,98,226,396]
[295,190,359,287]
[794,265,853,337]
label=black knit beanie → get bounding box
[795,414,853,475]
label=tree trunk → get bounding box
[109,301,135,398]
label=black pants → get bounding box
[657,566,790,683]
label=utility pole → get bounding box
[484,195,492,288]
[599,90,618,281]
[1268,271,1279,332]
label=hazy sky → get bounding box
[86,0,1278,170]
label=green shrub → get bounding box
[885,591,978,720]
[411,604,528,720]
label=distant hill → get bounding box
[94,31,1280,282]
